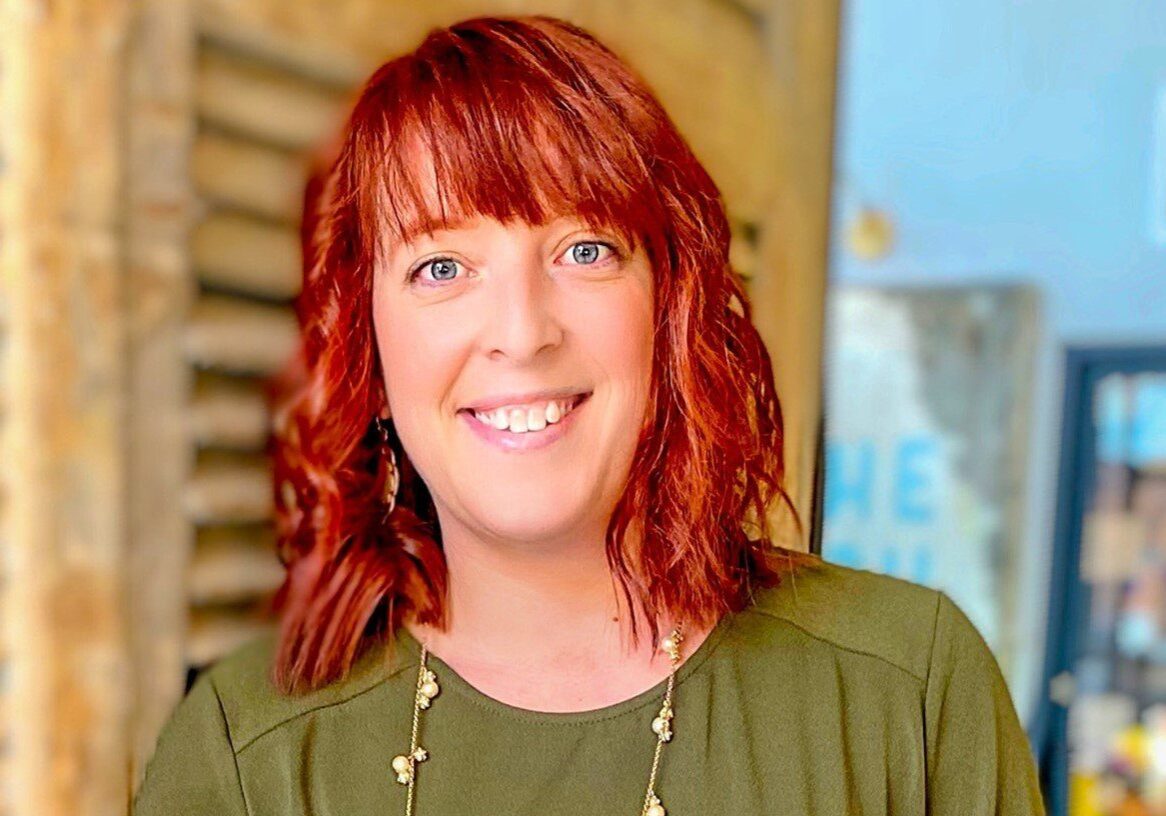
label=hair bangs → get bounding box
[367,27,662,259]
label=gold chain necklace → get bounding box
[392,624,686,816]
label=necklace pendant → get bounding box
[650,719,673,742]
[391,745,429,785]
[644,792,667,816]
[417,668,440,709]
[660,627,683,663]
[391,754,413,785]
[651,699,675,741]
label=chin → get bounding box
[470,497,592,543]
[486,509,583,540]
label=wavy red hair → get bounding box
[265,14,817,695]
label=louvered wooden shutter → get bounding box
[183,38,355,671]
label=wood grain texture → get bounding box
[0,1,134,813]
[189,526,283,605]
[192,131,309,222]
[123,0,200,794]
[197,48,347,150]
[183,293,300,375]
[753,0,840,550]
[189,371,273,450]
[192,213,301,299]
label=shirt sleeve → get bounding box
[132,670,250,815]
[924,590,1046,815]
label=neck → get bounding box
[405,522,676,673]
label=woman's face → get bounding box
[371,212,655,548]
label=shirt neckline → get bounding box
[392,607,737,726]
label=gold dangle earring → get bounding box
[376,416,400,515]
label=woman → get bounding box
[133,15,1046,816]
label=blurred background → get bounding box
[0,0,1162,813]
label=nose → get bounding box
[483,258,564,363]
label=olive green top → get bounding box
[132,559,1046,815]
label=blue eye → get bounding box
[427,258,460,280]
[409,257,462,284]
[564,241,615,265]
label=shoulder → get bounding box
[201,629,412,753]
[736,559,1044,811]
[735,557,949,686]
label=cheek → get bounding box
[373,297,439,419]
[378,326,440,415]
[613,314,653,381]
[576,284,654,397]
[373,302,477,458]
[373,312,457,491]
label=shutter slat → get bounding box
[193,213,301,300]
[187,606,276,667]
[184,294,299,375]
[193,132,307,222]
[729,226,759,281]
[189,373,271,450]
[197,49,345,150]
[189,527,283,605]
[184,453,273,525]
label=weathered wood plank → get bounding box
[189,372,272,450]
[753,0,840,550]
[186,606,277,668]
[183,293,300,375]
[193,132,308,222]
[189,526,283,605]
[192,213,301,299]
[197,47,347,150]
[184,451,274,525]
[0,1,135,813]
[124,0,201,789]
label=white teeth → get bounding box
[471,397,580,434]
[508,408,528,433]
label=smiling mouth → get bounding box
[460,392,590,434]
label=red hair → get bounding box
[266,14,818,695]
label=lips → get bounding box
[459,391,591,452]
